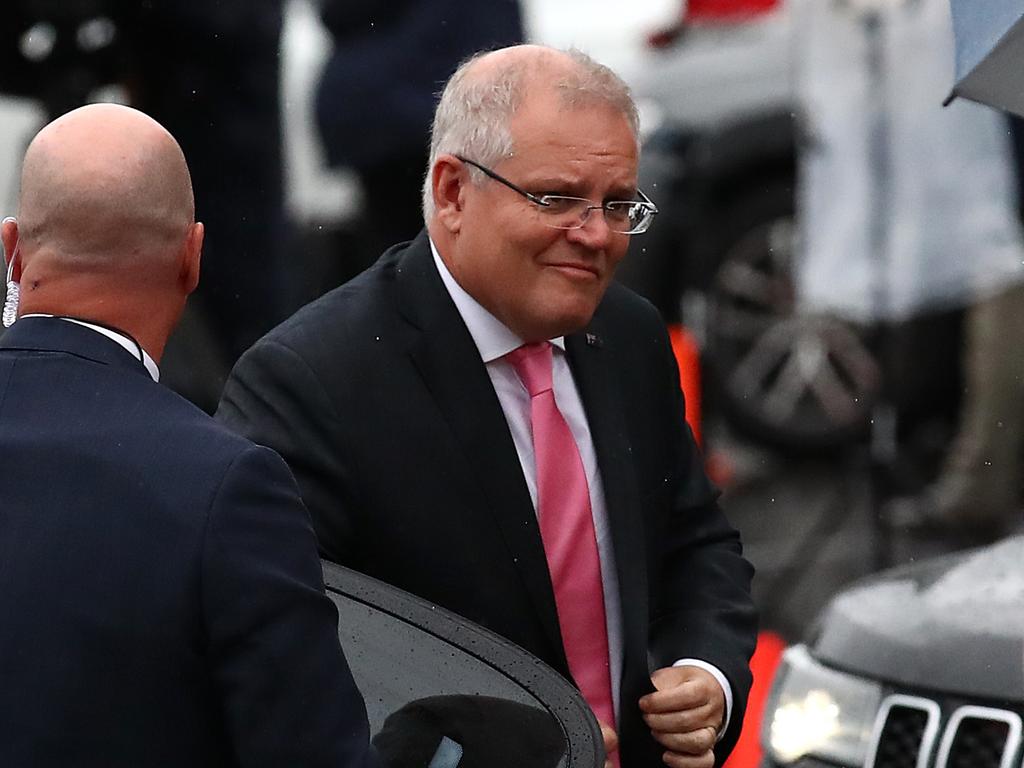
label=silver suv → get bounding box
[760,534,1023,768]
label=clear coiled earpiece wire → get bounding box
[2,222,19,328]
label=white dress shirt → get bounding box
[430,242,733,731]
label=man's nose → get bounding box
[566,208,614,249]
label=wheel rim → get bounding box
[709,217,881,445]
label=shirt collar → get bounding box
[429,238,565,363]
[20,314,160,382]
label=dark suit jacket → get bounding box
[0,317,375,768]
[315,0,522,171]
[217,232,758,766]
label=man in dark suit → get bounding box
[219,45,757,768]
[315,0,523,280]
[0,103,376,768]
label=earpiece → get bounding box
[2,247,18,328]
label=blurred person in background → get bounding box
[219,44,758,768]
[131,0,290,409]
[792,0,1024,544]
[313,0,523,284]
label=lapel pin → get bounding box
[585,332,603,348]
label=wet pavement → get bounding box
[708,419,1000,644]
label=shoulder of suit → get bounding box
[599,280,666,327]
[101,383,282,493]
[258,243,411,348]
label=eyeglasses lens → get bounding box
[537,197,650,234]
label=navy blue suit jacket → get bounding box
[315,0,523,170]
[0,317,375,767]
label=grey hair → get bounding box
[421,46,640,221]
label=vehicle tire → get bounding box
[705,183,882,453]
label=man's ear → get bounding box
[1,217,20,281]
[431,155,468,234]
[180,221,203,295]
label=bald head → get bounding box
[2,104,203,360]
[17,103,195,269]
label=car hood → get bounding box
[810,535,1024,702]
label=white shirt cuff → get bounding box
[672,658,733,741]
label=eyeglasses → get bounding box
[457,156,659,235]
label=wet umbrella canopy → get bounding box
[945,0,1024,117]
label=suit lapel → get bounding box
[565,316,651,693]
[394,236,568,669]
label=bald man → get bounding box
[0,105,377,768]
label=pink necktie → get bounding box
[506,342,617,736]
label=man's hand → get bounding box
[599,720,619,768]
[639,666,725,768]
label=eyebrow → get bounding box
[607,185,640,201]
[526,177,639,200]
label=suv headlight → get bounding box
[761,644,883,766]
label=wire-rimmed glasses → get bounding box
[457,155,658,235]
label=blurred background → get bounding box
[2,1,1022,764]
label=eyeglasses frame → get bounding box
[454,155,658,235]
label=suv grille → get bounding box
[867,696,1022,768]
[938,706,1020,768]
